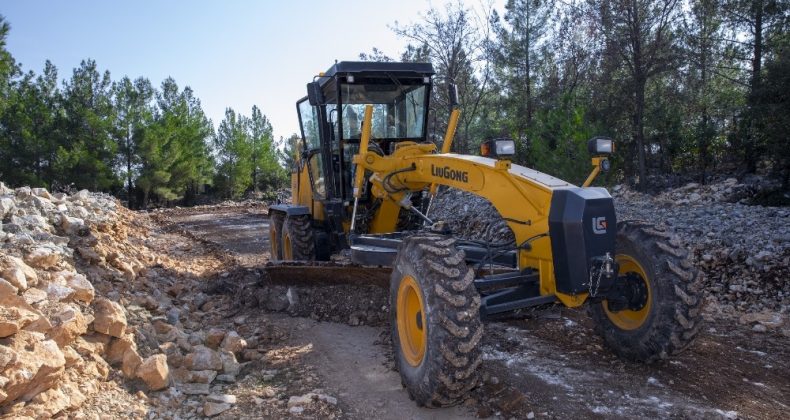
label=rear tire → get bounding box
[268,211,284,261]
[589,221,704,363]
[281,215,315,261]
[390,234,483,407]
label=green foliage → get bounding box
[277,134,301,172]
[214,108,253,199]
[376,0,789,191]
[528,97,599,184]
[212,106,287,199]
[755,34,790,187]
[248,105,285,191]
[0,15,18,117]
[113,76,154,205]
[0,17,288,207]
[137,78,214,207]
[55,60,120,191]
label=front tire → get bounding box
[268,211,284,261]
[589,221,703,363]
[281,215,315,261]
[390,234,483,407]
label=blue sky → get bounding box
[2,0,474,141]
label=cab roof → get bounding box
[318,61,435,86]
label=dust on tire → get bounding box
[269,211,285,260]
[589,220,704,362]
[281,215,315,261]
[390,234,483,407]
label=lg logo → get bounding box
[592,217,608,234]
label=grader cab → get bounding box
[267,61,703,407]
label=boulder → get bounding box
[31,188,52,200]
[73,333,111,356]
[61,346,81,368]
[47,283,75,302]
[48,307,88,348]
[105,334,137,365]
[188,369,217,384]
[23,315,53,335]
[92,298,127,338]
[135,354,169,391]
[205,328,226,349]
[178,382,210,395]
[0,293,44,338]
[121,347,143,379]
[0,331,65,405]
[203,402,232,417]
[1,266,27,291]
[22,288,48,306]
[28,386,70,417]
[219,350,240,376]
[0,196,16,219]
[0,278,17,296]
[71,190,91,202]
[24,245,62,270]
[75,246,102,264]
[207,393,237,404]
[220,331,247,354]
[64,273,94,304]
[1,256,38,289]
[1,306,28,338]
[60,215,85,236]
[183,345,222,371]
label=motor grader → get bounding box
[267,61,703,407]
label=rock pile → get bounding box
[430,188,515,244]
[431,179,789,327]
[0,184,263,417]
[613,180,789,319]
[0,184,158,417]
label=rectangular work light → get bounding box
[588,137,614,155]
[480,138,516,159]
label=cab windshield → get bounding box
[339,82,427,141]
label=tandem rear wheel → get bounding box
[590,221,704,363]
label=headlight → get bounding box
[481,138,516,160]
[588,137,614,155]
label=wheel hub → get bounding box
[396,275,427,367]
[607,272,649,312]
[602,254,653,330]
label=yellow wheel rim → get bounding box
[396,275,427,367]
[269,223,279,259]
[282,231,293,260]
[603,254,652,330]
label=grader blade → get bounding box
[261,261,391,288]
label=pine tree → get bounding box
[214,108,253,199]
[55,59,119,191]
[113,76,154,206]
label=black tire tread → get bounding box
[589,220,704,363]
[268,211,285,261]
[281,215,315,261]
[390,234,483,407]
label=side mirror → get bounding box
[307,82,323,106]
[448,83,459,108]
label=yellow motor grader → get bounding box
[268,61,703,407]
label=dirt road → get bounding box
[165,206,790,419]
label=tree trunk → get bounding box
[634,76,647,190]
[746,0,764,173]
[699,40,710,184]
